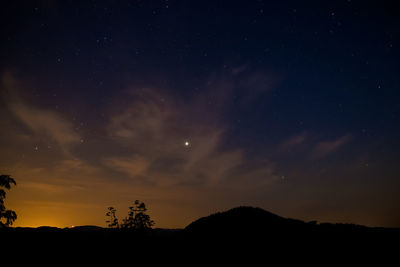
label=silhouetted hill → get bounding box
[185,206,398,234]
[183,206,400,254]
[185,206,307,235]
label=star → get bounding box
[185,141,189,146]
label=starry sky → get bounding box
[1,0,399,228]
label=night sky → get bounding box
[1,0,399,228]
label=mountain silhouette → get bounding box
[182,206,396,262]
[186,206,301,229]
[185,206,308,238]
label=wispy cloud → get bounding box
[11,104,80,147]
[105,87,248,187]
[102,69,281,188]
[313,134,352,158]
[2,73,81,154]
[279,133,307,151]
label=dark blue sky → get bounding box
[1,0,399,227]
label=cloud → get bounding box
[2,71,278,190]
[231,64,248,75]
[239,71,278,93]
[22,181,84,194]
[313,134,352,158]
[105,87,246,186]
[104,156,150,179]
[11,103,80,146]
[1,73,81,154]
[104,75,278,188]
[230,65,279,94]
[279,133,307,151]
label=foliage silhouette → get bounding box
[106,207,119,228]
[106,200,154,230]
[0,174,17,227]
[122,200,155,229]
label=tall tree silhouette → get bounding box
[106,207,119,228]
[121,200,154,229]
[0,174,17,227]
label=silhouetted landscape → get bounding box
[2,206,399,262]
[2,173,397,262]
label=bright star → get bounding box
[185,141,189,146]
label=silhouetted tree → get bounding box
[106,206,119,228]
[0,174,17,227]
[121,200,154,229]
